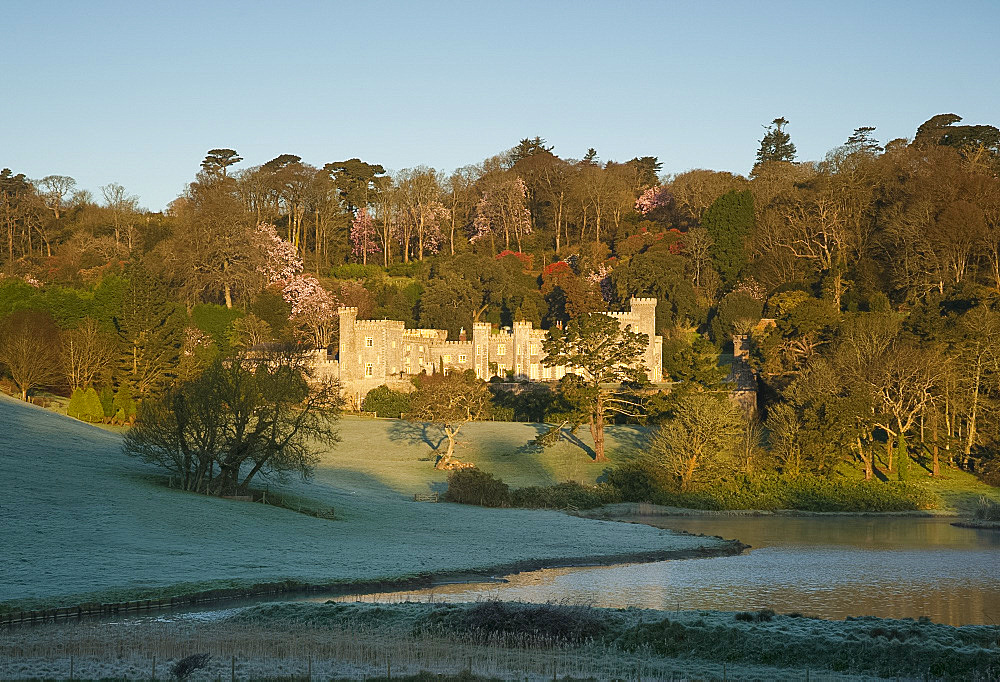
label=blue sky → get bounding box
[3,0,998,211]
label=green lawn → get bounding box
[317,415,646,495]
[0,395,712,612]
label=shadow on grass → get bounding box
[387,419,447,452]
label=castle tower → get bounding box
[472,322,491,379]
[629,298,661,382]
[512,320,532,379]
[337,307,358,383]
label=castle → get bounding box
[313,298,663,406]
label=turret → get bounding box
[338,307,358,382]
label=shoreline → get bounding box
[577,501,960,519]
[0,538,748,625]
[952,519,1000,530]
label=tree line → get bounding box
[2,112,999,491]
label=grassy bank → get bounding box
[0,396,725,613]
[2,601,997,681]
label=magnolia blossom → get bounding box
[349,207,381,263]
[635,186,672,215]
[256,223,302,284]
[398,200,449,257]
[471,176,532,250]
[282,275,338,349]
[733,277,768,302]
[586,264,614,302]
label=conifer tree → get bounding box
[755,117,797,164]
[115,264,183,396]
[701,190,755,288]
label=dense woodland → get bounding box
[2,113,1000,491]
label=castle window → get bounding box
[406,344,411,351]
[443,354,452,362]
[391,341,396,348]
[530,364,539,379]
[365,337,374,347]
[364,363,373,377]
[497,344,506,356]
[458,354,467,363]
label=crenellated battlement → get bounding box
[328,298,663,393]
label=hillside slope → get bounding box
[0,396,717,609]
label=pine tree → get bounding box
[701,190,755,287]
[755,117,797,164]
[115,264,183,397]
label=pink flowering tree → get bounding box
[282,275,339,349]
[350,207,381,264]
[397,199,449,261]
[471,175,532,252]
[635,186,672,215]
[256,223,303,284]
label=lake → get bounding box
[311,516,1000,626]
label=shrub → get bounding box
[735,608,775,623]
[171,653,211,680]
[604,466,937,512]
[112,384,136,424]
[973,496,1000,522]
[490,406,515,421]
[98,385,115,418]
[330,263,384,280]
[442,467,510,507]
[66,387,86,419]
[603,459,677,503]
[426,600,607,644]
[69,386,105,422]
[511,481,619,509]
[361,385,411,418]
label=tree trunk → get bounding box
[856,437,872,480]
[886,432,894,472]
[931,407,940,477]
[590,400,606,462]
[224,283,233,309]
[682,454,698,491]
[966,354,982,457]
[435,427,458,469]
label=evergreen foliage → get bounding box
[701,190,754,287]
[98,385,114,418]
[112,384,136,424]
[66,387,86,419]
[78,386,105,422]
[361,385,412,418]
[755,116,797,164]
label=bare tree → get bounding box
[101,182,140,251]
[36,175,76,219]
[61,317,116,390]
[0,310,63,401]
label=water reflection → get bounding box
[318,517,1000,626]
